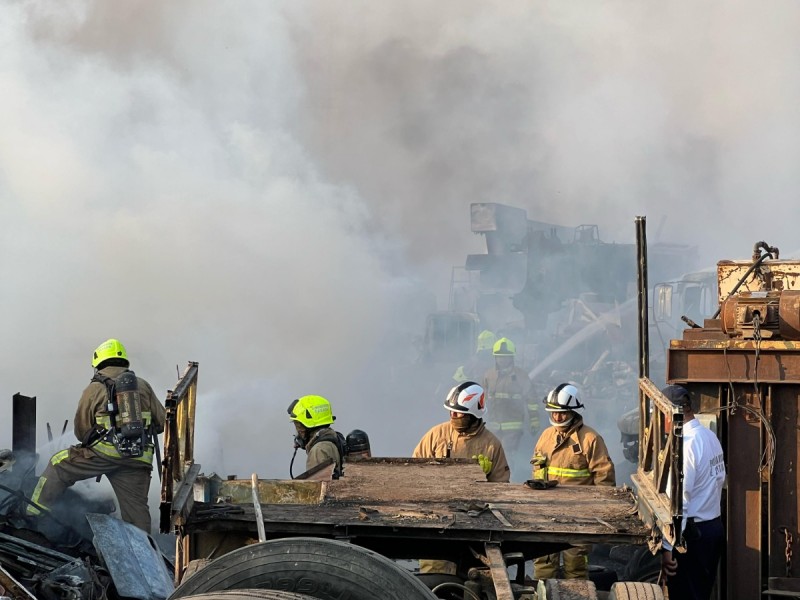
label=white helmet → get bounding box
[444,381,486,419]
[544,383,584,412]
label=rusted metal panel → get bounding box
[11,394,35,455]
[160,362,199,533]
[770,386,800,580]
[718,260,800,302]
[169,462,200,528]
[0,563,36,599]
[668,341,800,383]
[667,331,800,599]
[726,386,764,600]
[633,378,684,549]
[198,477,325,505]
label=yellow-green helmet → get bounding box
[92,338,128,368]
[287,395,335,428]
[476,330,497,352]
[492,337,516,356]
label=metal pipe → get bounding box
[635,216,649,380]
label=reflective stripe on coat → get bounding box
[531,415,615,486]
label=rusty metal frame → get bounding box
[632,377,685,551]
[159,361,199,534]
[0,563,36,599]
[484,543,514,600]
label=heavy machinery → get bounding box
[633,230,800,599]
[422,203,696,397]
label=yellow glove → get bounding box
[531,452,547,480]
[531,452,547,467]
[472,454,492,475]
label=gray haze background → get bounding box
[2,1,800,512]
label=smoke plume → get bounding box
[2,1,799,499]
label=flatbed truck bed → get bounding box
[176,459,648,578]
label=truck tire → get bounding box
[180,592,316,600]
[607,582,664,600]
[169,537,437,600]
[537,579,598,599]
[620,546,661,584]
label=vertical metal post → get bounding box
[12,394,36,454]
[251,473,267,543]
[635,217,650,379]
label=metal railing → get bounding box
[633,377,685,551]
[159,361,199,533]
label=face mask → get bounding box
[293,423,308,449]
[451,414,477,432]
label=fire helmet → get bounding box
[92,339,128,368]
[346,429,370,454]
[444,381,486,419]
[492,337,516,356]
[476,330,497,352]
[287,395,335,428]
[544,383,584,412]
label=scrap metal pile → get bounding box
[0,399,175,600]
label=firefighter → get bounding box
[452,329,496,384]
[531,383,615,580]
[27,339,165,533]
[345,429,371,458]
[482,337,540,469]
[288,395,344,478]
[413,381,510,574]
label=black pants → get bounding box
[667,517,724,600]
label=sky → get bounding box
[2,1,800,503]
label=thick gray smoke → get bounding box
[2,0,800,496]
[0,2,439,483]
[290,1,800,256]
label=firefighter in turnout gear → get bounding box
[482,337,540,471]
[532,383,615,580]
[288,395,344,478]
[28,339,166,533]
[452,329,496,384]
[413,381,510,574]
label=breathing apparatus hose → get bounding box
[289,446,298,480]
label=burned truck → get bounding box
[158,362,658,600]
